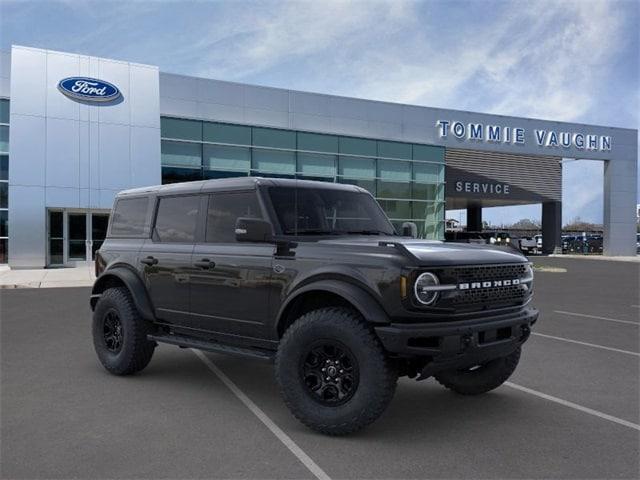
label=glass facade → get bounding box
[160,117,445,238]
[0,99,8,263]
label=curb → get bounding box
[0,281,94,289]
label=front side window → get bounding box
[154,195,200,243]
[110,197,149,237]
[206,192,263,243]
[268,186,395,236]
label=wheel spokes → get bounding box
[102,310,123,353]
[300,340,359,406]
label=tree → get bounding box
[509,218,541,230]
[563,216,602,232]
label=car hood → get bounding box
[316,236,527,266]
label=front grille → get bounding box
[449,264,528,283]
[432,263,531,310]
[453,284,526,305]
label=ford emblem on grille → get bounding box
[58,77,121,102]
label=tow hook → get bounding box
[520,325,531,341]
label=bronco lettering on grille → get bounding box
[458,279,521,290]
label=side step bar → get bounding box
[148,333,275,362]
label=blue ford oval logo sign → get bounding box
[57,77,121,102]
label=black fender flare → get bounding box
[90,267,155,321]
[276,279,390,335]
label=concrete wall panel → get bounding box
[9,114,45,186]
[197,102,244,124]
[243,107,288,128]
[130,66,160,128]
[197,78,244,106]
[46,186,79,207]
[244,85,288,112]
[131,126,161,187]
[160,73,199,102]
[8,185,46,267]
[98,122,130,190]
[45,117,79,188]
[291,92,330,117]
[10,47,46,117]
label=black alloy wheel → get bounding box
[300,340,359,406]
[102,309,123,353]
[276,307,398,435]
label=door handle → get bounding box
[141,256,158,266]
[194,258,216,269]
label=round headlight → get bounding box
[489,237,496,244]
[414,272,440,305]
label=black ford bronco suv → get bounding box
[91,177,538,435]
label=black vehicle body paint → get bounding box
[90,177,538,434]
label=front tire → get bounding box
[92,287,155,375]
[434,347,521,395]
[275,307,397,436]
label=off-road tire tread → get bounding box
[434,347,521,395]
[276,307,397,435]
[93,287,155,375]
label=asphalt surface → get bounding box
[1,257,639,479]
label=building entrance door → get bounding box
[67,213,87,262]
[46,209,110,267]
[47,211,64,266]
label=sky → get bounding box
[1,0,638,226]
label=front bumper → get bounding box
[375,306,538,379]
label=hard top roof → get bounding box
[116,177,368,198]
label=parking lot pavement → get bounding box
[1,257,639,479]
[0,288,312,480]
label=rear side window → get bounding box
[154,195,200,243]
[206,192,262,243]
[110,197,149,237]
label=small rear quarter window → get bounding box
[110,197,149,237]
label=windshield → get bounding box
[267,186,396,236]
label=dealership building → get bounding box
[0,45,637,268]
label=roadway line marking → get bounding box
[532,332,640,357]
[554,310,639,326]
[192,349,331,480]
[505,382,640,432]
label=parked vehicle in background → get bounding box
[518,236,538,255]
[89,177,538,435]
[445,230,514,248]
[563,234,603,254]
[562,235,575,253]
[533,234,543,253]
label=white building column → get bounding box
[603,146,638,256]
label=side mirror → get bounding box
[235,217,273,243]
[401,221,418,238]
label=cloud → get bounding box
[1,0,636,223]
[190,0,420,82]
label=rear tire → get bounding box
[275,307,397,436]
[92,287,155,375]
[434,348,521,395]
